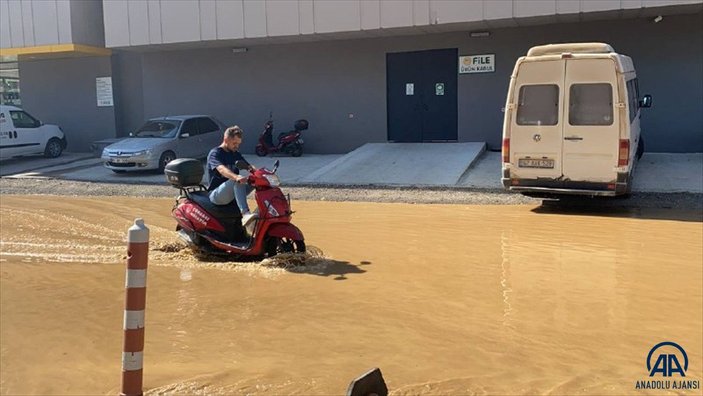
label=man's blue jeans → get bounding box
[209,180,254,213]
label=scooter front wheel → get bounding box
[255,145,268,157]
[265,237,306,257]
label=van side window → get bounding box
[9,110,41,128]
[626,79,638,122]
[516,84,559,126]
[569,83,613,126]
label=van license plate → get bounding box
[518,158,554,168]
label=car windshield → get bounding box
[133,120,182,138]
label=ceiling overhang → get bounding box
[0,44,111,63]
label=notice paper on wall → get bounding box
[96,77,114,107]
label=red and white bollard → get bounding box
[121,218,149,396]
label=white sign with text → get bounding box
[96,77,114,107]
[459,54,495,74]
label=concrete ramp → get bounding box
[300,142,485,186]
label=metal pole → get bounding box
[121,218,149,396]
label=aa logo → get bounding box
[647,341,688,377]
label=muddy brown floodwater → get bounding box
[1,195,701,395]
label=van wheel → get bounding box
[158,151,176,172]
[44,138,63,158]
[636,137,645,160]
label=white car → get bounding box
[0,105,66,160]
[101,115,225,173]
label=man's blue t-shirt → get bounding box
[206,147,250,191]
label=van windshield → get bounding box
[516,84,559,126]
[134,120,182,138]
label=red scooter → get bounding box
[165,158,305,259]
[255,117,308,157]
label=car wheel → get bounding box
[44,138,63,158]
[158,151,176,173]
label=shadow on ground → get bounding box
[534,196,703,223]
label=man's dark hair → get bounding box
[225,126,243,138]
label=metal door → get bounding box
[387,49,457,142]
[561,59,620,182]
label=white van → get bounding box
[501,43,651,196]
[0,105,66,160]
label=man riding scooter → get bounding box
[207,126,257,224]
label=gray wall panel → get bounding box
[8,0,24,47]
[32,0,60,45]
[1,1,11,48]
[484,0,513,20]
[381,0,413,29]
[161,0,200,43]
[128,0,149,46]
[413,0,429,25]
[103,0,129,47]
[70,0,105,47]
[622,0,643,8]
[299,0,313,34]
[243,0,267,38]
[580,0,621,13]
[127,12,702,153]
[216,0,244,39]
[21,0,35,46]
[147,0,162,44]
[199,0,217,41]
[515,0,556,17]
[431,0,483,24]
[57,0,72,44]
[99,0,703,49]
[313,1,359,33]
[360,0,380,30]
[111,51,144,137]
[19,56,116,151]
[557,0,581,14]
[266,0,299,36]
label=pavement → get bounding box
[0,144,701,193]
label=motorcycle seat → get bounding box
[187,190,242,220]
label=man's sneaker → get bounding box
[242,212,257,225]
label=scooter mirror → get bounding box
[273,160,280,173]
[235,160,249,170]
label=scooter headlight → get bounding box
[263,174,280,187]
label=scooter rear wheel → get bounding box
[255,146,267,157]
[290,143,303,157]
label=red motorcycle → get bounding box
[165,158,305,259]
[255,117,308,157]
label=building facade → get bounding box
[1,0,702,153]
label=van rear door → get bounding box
[510,59,565,180]
[562,59,619,182]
